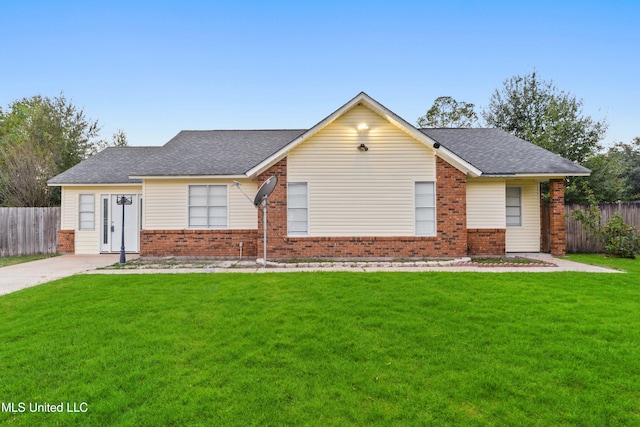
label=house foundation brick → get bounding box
[140,229,258,257]
[549,179,566,256]
[467,228,506,256]
[264,236,463,259]
[57,230,75,254]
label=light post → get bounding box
[117,195,132,265]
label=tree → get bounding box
[95,128,129,152]
[574,152,628,203]
[483,70,607,165]
[0,94,126,206]
[417,96,479,128]
[0,140,56,207]
[609,137,640,200]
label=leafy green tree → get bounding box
[483,71,607,165]
[417,96,479,128]
[609,137,640,200]
[0,94,126,206]
[95,128,129,152]
[574,152,628,203]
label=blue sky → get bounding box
[1,0,638,148]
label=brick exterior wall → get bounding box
[254,156,469,259]
[140,229,258,257]
[467,228,506,256]
[57,230,75,254]
[549,179,566,256]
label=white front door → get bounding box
[101,194,140,253]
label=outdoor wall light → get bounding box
[358,143,369,151]
[357,123,369,132]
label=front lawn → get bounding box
[1,256,639,426]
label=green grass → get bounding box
[0,254,57,268]
[1,255,639,426]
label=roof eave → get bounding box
[479,172,591,179]
[128,174,249,180]
[47,182,142,187]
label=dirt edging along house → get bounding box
[48,93,590,259]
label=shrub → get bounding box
[601,213,640,258]
[571,202,640,259]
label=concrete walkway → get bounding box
[0,253,622,297]
[0,254,120,296]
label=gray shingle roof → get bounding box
[420,128,591,176]
[47,147,160,184]
[48,127,590,185]
[130,130,306,177]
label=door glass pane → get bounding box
[103,198,109,245]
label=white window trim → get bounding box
[506,186,523,227]
[188,184,229,229]
[78,194,95,231]
[287,182,309,236]
[414,181,436,236]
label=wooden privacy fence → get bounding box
[565,203,640,253]
[0,207,61,256]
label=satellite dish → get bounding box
[253,176,278,207]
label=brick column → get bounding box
[549,179,566,256]
[57,230,75,254]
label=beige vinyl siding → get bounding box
[287,104,436,236]
[505,180,541,252]
[61,187,75,230]
[143,178,257,230]
[466,179,506,228]
[60,185,142,254]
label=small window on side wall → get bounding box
[78,194,95,230]
[288,182,308,236]
[415,182,436,236]
[506,186,522,227]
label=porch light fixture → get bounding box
[357,123,369,132]
[358,143,369,152]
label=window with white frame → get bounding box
[78,194,95,230]
[506,186,522,227]
[188,185,228,229]
[288,182,308,236]
[415,182,436,236]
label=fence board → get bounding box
[0,207,60,256]
[565,203,640,253]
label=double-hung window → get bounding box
[189,185,228,228]
[415,182,436,236]
[78,194,95,230]
[288,182,308,236]
[506,186,522,226]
